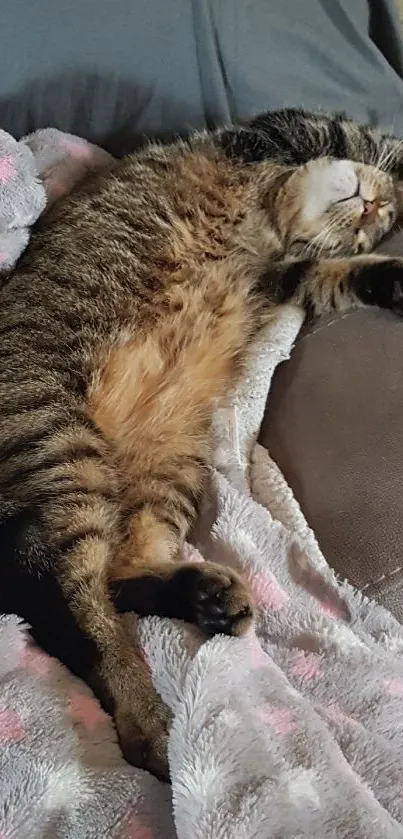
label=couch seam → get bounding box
[298,311,357,344]
[361,564,403,592]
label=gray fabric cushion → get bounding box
[0,1,402,154]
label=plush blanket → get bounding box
[1,305,403,839]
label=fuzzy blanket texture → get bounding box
[1,305,403,839]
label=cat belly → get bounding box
[87,273,252,573]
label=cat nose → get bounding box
[362,199,377,220]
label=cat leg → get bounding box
[0,418,171,779]
[23,558,170,779]
[109,468,254,638]
[261,254,403,316]
[54,537,171,778]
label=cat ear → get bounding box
[302,159,358,222]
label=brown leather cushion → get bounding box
[260,231,403,621]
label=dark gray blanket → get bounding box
[0,1,402,153]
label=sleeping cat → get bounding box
[1,108,403,780]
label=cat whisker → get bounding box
[376,115,399,170]
[307,219,341,258]
[377,139,403,173]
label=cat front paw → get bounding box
[354,259,403,313]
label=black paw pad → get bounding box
[170,564,254,637]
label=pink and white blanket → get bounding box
[2,306,403,839]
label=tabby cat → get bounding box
[1,108,403,780]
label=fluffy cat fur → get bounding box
[1,108,403,780]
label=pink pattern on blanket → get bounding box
[292,651,323,682]
[384,677,403,698]
[68,690,108,731]
[0,251,8,265]
[323,702,350,723]
[250,571,289,610]
[260,705,297,735]
[0,707,25,744]
[123,814,154,839]
[320,596,348,619]
[0,157,15,183]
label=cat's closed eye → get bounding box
[292,237,309,246]
[334,182,359,204]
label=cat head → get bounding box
[275,158,396,258]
